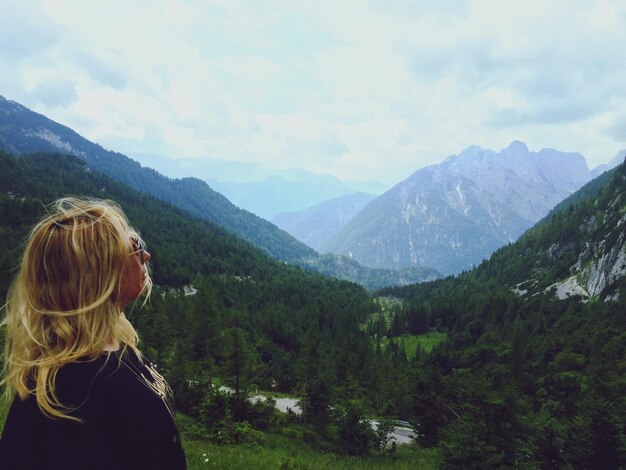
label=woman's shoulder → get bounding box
[55,349,145,403]
[58,351,119,382]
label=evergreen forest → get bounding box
[1,150,625,468]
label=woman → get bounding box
[0,197,186,469]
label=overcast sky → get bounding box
[1,0,625,183]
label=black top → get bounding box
[0,349,186,470]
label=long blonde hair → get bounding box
[1,197,152,420]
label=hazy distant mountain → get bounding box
[129,152,350,184]
[591,150,626,178]
[272,192,377,250]
[342,179,394,194]
[209,175,355,220]
[129,152,388,220]
[322,141,600,275]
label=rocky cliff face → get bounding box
[322,141,601,275]
[586,234,626,297]
[508,164,626,302]
[546,206,626,301]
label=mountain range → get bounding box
[0,97,315,261]
[209,175,355,220]
[0,95,435,289]
[129,152,391,220]
[321,141,624,274]
[3,94,623,285]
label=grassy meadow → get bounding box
[182,430,439,470]
[378,331,448,358]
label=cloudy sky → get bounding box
[1,0,625,183]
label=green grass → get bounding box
[362,298,448,359]
[378,331,447,358]
[183,431,440,469]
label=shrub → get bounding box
[332,400,376,456]
[214,409,265,446]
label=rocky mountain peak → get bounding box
[501,140,530,157]
[322,142,606,274]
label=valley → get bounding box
[1,3,625,468]
[0,100,624,468]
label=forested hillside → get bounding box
[0,151,417,447]
[378,161,626,467]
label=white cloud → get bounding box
[0,0,624,182]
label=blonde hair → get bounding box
[1,197,152,421]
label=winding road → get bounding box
[251,394,416,445]
[219,387,416,444]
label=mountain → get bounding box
[0,96,436,289]
[307,253,440,288]
[209,175,355,220]
[272,192,377,250]
[322,141,601,275]
[126,153,268,182]
[0,95,315,263]
[378,159,626,467]
[129,152,388,220]
[385,154,626,304]
[591,149,626,178]
[497,163,626,301]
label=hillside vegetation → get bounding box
[0,151,426,462]
[378,162,626,467]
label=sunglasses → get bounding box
[131,236,147,264]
